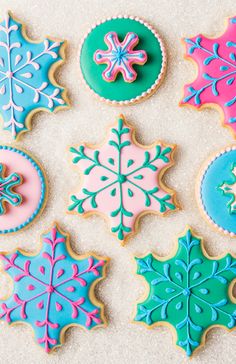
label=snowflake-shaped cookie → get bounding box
[94,32,147,82]
[0,224,108,352]
[218,163,236,214]
[181,16,236,137]
[0,12,68,139]
[68,115,178,244]
[134,227,236,356]
[0,163,22,215]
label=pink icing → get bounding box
[181,17,236,135]
[71,119,176,241]
[94,32,147,83]
[0,149,43,231]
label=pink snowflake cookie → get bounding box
[181,16,236,137]
[94,32,147,82]
[0,223,109,352]
[68,115,179,244]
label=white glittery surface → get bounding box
[0,0,235,363]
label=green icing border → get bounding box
[80,16,166,104]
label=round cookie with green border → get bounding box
[79,16,166,105]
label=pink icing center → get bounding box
[0,149,43,231]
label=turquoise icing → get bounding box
[200,149,236,234]
[0,13,67,138]
[0,225,106,352]
[0,146,46,234]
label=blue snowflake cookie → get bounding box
[0,11,69,139]
[0,223,109,352]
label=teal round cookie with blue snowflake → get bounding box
[80,16,166,105]
[197,146,236,237]
[0,11,69,140]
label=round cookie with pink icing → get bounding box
[68,115,179,244]
[80,16,166,105]
[0,146,47,234]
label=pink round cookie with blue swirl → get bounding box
[80,16,166,105]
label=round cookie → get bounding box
[197,146,236,236]
[79,16,166,105]
[0,145,47,234]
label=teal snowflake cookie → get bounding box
[0,11,69,139]
[134,227,236,357]
[68,115,178,244]
[80,16,166,105]
[0,223,109,353]
[0,163,22,215]
[218,163,236,214]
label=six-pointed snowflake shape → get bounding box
[0,224,108,353]
[0,12,68,139]
[0,163,22,214]
[134,227,236,357]
[218,163,236,214]
[180,17,236,137]
[94,32,147,82]
[68,115,178,243]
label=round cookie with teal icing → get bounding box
[0,145,47,234]
[0,11,69,140]
[80,16,166,105]
[134,227,236,356]
[197,146,236,237]
[0,223,109,352]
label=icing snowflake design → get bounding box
[218,163,236,214]
[0,224,108,352]
[0,163,22,214]
[181,17,236,137]
[94,32,147,82]
[135,228,236,356]
[68,116,177,243]
[0,12,67,139]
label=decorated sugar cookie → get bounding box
[68,115,178,244]
[80,16,166,105]
[0,11,69,139]
[197,146,236,237]
[134,227,236,356]
[0,163,22,215]
[0,146,47,234]
[181,16,236,138]
[0,223,109,352]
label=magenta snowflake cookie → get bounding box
[80,16,166,105]
[181,16,236,138]
[0,11,69,139]
[0,223,109,353]
[0,146,47,234]
[68,115,178,244]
